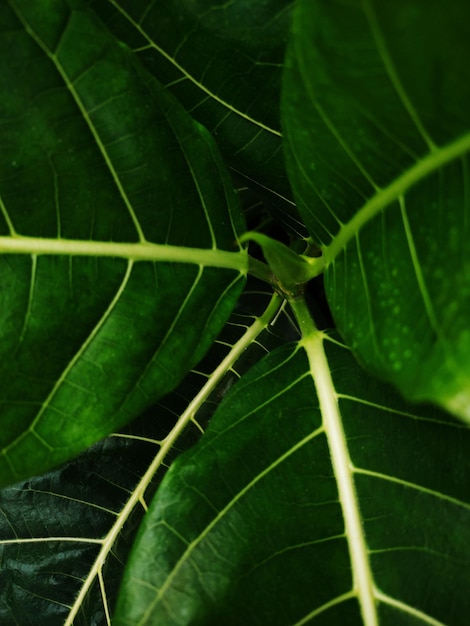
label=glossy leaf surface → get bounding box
[115,330,470,625]
[0,1,245,486]
[282,0,470,420]
[0,285,291,625]
[2,2,470,626]
[94,0,305,234]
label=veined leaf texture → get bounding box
[1,1,469,624]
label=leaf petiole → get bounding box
[0,236,249,272]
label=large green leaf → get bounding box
[0,0,246,486]
[114,318,470,625]
[282,0,470,420]
[92,0,306,235]
[0,286,288,625]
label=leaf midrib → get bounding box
[0,236,248,272]
[324,131,470,265]
[63,294,283,625]
[292,298,378,626]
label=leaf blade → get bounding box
[93,0,306,234]
[282,0,470,420]
[0,286,287,625]
[114,323,470,624]
[0,1,246,485]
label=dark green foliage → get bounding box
[1,1,469,625]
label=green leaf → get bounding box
[114,323,470,626]
[0,285,288,625]
[282,0,470,421]
[92,0,306,235]
[4,3,470,625]
[0,1,246,486]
